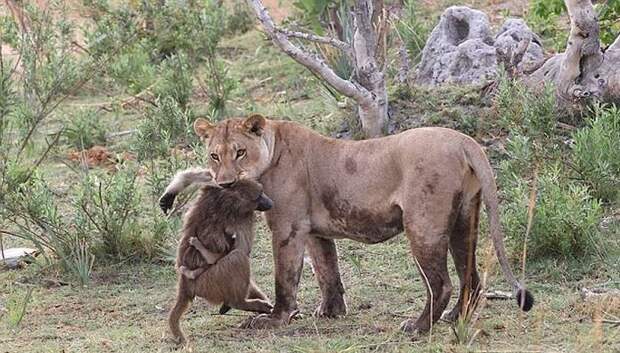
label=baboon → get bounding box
[161,174,274,344]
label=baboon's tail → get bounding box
[169,288,192,344]
[463,137,534,312]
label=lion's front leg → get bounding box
[306,235,347,318]
[243,222,308,329]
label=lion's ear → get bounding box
[194,118,215,138]
[243,114,266,136]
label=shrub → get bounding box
[153,53,193,109]
[133,96,195,160]
[501,163,604,259]
[529,0,620,48]
[571,105,620,204]
[63,108,107,150]
[76,168,141,260]
[495,78,557,142]
[226,2,254,35]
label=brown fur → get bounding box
[167,180,272,344]
[185,114,533,334]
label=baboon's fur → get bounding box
[166,179,273,344]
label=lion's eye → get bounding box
[210,153,220,162]
[236,149,246,159]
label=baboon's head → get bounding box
[225,179,273,214]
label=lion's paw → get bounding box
[314,296,347,318]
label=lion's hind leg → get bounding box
[444,191,482,322]
[399,192,455,334]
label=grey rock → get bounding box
[495,19,545,73]
[416,7,545,86]
[416,6,494,85]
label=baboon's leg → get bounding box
[178,265,206,280]
[228,298,273,313]
[218,304,232,315]
[247,280,270,301]
[219,280,273,315]
[400,202,453,334]
[306,235,347,318]
[445,192,481,322]
[159,168,212,213]
[168,282,193,344]
[218,281,270,315]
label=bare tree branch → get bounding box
[247,0,372,104]
[276,28,351,54]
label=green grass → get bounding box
[2,226,619,352]
[2,1,620,352]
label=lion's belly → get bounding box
[310,196,404,244]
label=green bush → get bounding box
[108,43,157,95]
[133,96,195,160]
[571,105,620,204]
[153,53,193,109]
[226,2,254,35]
[501,164,604,259]
[495,77,557,141]
[63,108,107,150]
[76,168,141,260]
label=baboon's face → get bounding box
[193,115,271,188]
[229,179,273,213]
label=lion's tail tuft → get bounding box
[516,288,534,312]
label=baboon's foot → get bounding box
[240,310,299,329]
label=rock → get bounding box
[495,19,545,73]
[416,6,495,85]
[416,7,545,86]
[1,248,39,269]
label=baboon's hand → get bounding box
[159,192,176,214]
[189,236,200,248]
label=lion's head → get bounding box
[193,114,273,187]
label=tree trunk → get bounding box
[524,0,620,105]
[247,0,388,138]
[352,0,388,137]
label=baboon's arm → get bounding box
[190,237,222,264]
[159,168,212,214]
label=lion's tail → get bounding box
[463,137,534,312]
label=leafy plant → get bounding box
[501,164,604,259]
[226,2,254,35]
[529,0,620,50]
[395,0,431,64]
[571,104,620,204]
[76,167,141,260]
[133,95,195,160]
[63,108,107,150]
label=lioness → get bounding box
[160,114,533,334]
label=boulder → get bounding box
[416,7,545,86]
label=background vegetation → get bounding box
[1,0,618,352]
